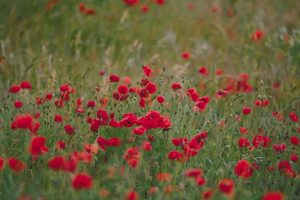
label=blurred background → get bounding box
[0,0,300,93]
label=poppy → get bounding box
[72,173,93,190]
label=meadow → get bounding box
[0,0,300,199]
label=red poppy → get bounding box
[156,95,165,104]
[14,101,23,108]
[242,106,251,115]
[54,114,63,123]
[252,29,265,41]
[29,136,48,159]
[272,143,286,152]
[185,168,203,178]
[289,112,298,122]
[290,153,298,162]
[20,81,32,90]
[278,160,296,178]
[238,137,250,148]
[11,114,34,130]
[64,124,75,135]
[123,147,140,168]
[171,82,182,90]
[146,82,157,94]
[132,126,146,135]
[72,173,93,190]
[234,159,253,179]
[8,157,26,172]
[124,0,140,6]
[126,189,139,200]
[155,0,165,5]
[48,156,65,171]
[181,51,190,60]
[118,84,129,94]
[9,85,21,93]
[262,192,284,200]
[168,150,183,161]
[202,188,214,200]
[142,141,152,151]
[0,157,4,171]
[218,178,234,196]
[109,74,120,82]
[143,65,152,77]
[56,140,66,150]
[198,66,209,76]
[141,4,149,13]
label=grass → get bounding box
[0,0,300,199]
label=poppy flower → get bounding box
[109,74,120,82]
[172,137,188,146]
[64,124,75,135]
[185,168,203,178]
[238,137,250,148]
[54,114,63,123]
[181,52,190,60]
[29,136,48,159]
[118,84,129,94]
[72,173,93,190]
[97,109,109,124]
[143,65,152,77]
[171,82,182,90]
[155,0,165,5]
[126,189,139,200]
[290,136,300,146]
[272,143,286,152]
[146,82,157,94]
[196,176,206,186]
[11,114,34,130]
[168,150,184,161]
[132,126,146,135]
[289,112,298,122]
[60,84,71,93]
[14,101,23,108]
[142,141,152,151]
[252,29,265,41]
[242,106,251,115]
[48,156,65,171]
[252,135,271,148]
[290,153,298,162]
[234,159,253,179]
[20,81,32,90]
[8,157,26,172]
[56,140,66,150]
[124,0,140,6]
[105,137,122,147]
[278,160,296,178]
[198,66,209,76]
[202,188,214,200]
[123,147,140,168]
[186,88,199,102]
[9,85,21,93]
[0,157,4,171]
[78,2,85,13]
[239,127,248,134]
[156,95,165,104]
[262,192,284,200]
[218,178,234,196]
[87,100,96,108]
[84,9,95,15]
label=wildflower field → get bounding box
[1,0,300,199]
